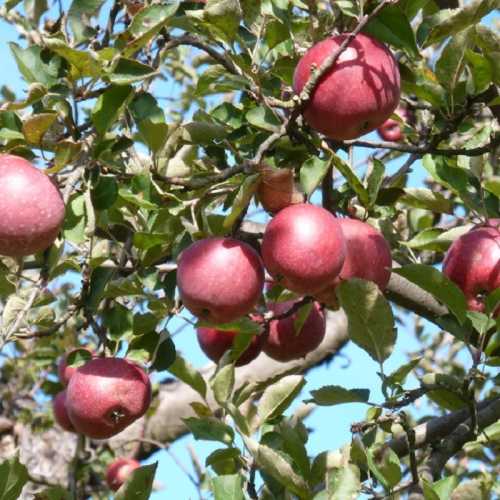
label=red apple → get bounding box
[177,237,265,323]
[58,348,94,387]
[53,390,75,433]
[0,154,65,257]
[376,106,409,142]
[197,326,264,366]
[66,358,151,439]
[106,458,140,491]
[263,300,326,362]
[293,33,400,140]
[443,220,500,313]
[257,166,304,214]
[261,203,346,294]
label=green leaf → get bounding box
[485,288,500,316]
[66,348,92,368]
[393,265,467,324]
[168,354,207,398]
[245,106,282,132]
[211,474,245,500]
[182,121,228,143]
[92,175,118,210]
[92,85,134,136]
[223,174,260,230]
[115,463,157,500]
[432,475,460,500]
[243,436,310,498]
[0,456,29,500]
[3,83,46,110]
[205,0,243,42]
[367,446,402,489]
[277,420,310,477]
[367,159,385,207]
[34,485,71,499]
[364,5,419,57]
[484,176,500,197]
[2,296,27,331]
[43,38,100,78]
[400,188,453,213]
[184,417,234,444]
[326,464,361,500]
[465,50,493,94]
[418,0,498,47]
[258,375,306,422]
[403,225,472,252]
[108,58,158,85]
[337,279,396,363]
[68,0,105,42]
[385,358,421,386]
[300,156,331,197]
[307,385,370,406]
[331,153,369,207]
[212,363,235,407]
[22,113,57,145]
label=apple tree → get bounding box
[0,0,498,498]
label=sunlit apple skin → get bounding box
[177,237,265,323]
[0,154,65,257]
[106,458,140,491]
[293,33,400,140]
[443,220,500,313]
[53,390,75,433]
[376,107,409,142]
[58,348,94,387]
[261,204,346,295]
[263,301,326,362]
[197,327,264,366]
[66,358,152,440]
[257,166,304,214]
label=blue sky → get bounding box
[1,5,497,499]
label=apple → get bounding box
[376,106,409,142]
[257,166,304,214]
[263,300,326,362]
[197,326,264,366]
[66,358,151,439]
[293,33,400,140]
[261,203,346,294]
[58,348,94,387]
[106,458,140,491]
[177,237,265,323]
[443,220,500,313]
[53,390,75,433]
[0,154,65,257]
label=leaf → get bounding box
[92,175,118,210]
[432,476,460,500]
[108,58,158,85]
[393,265,467,324]
[2,296,26,331]
[337,279,396,363]
[404,225,473,252]
[385,358,421,386]
[91,85,134,136]
[363,5,419,57]
[223,174,260,230]
[418,0,498,47]
[277,420,310,477]
[34,485,71,500]
[68,0,105,42]
[43,38,100,78]
[400,188,453,213]
[184,417,234,444]
[258,375,306,422]
[367,446,402,489]
[485,287,500,316]
[182,121,228,143]
[243,436,310,498]
[115,463,157,500]
[211,474,245,500]
[307,385,370,406]
[300,156,331,197]
[484,176,500,197]
[3,83,46,110]
[205,0,243,42]
[326,464,361,500]
[245,106,281,132]
[331,153,369,207]
[0,456,29,500]
[168,354,207,398]
[465,50,493,94]
[212,363,235,407]
[66,348,92,368]
[22,113,57,145]
[367,159,385,207]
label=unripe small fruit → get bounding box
[197,326,264,366]
[261,204,346,294]
[66,358,151,439]
[106,458,140,491]
[263,301,325,362]
[257,166,304,214]
[0,154,65,257]
[177,237,265,323]
[53,390,75,433]
[293,33,400,140]
[58,348,94,387]
[443,220,500,313]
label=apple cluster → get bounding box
[177,202,393,366]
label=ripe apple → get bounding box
[53,390,75,433]
[197,326,264,366]
[0,154,65,257]
[376,106,409,142]
[257,166,304,214]
[263,300,326,362]
[293,33,400,140]
[177,237,265,323]
[106,458,140,491]
[58,348,94,387]
[443,220,500,313]
[261,203,346,294]
[66,358,152,439]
